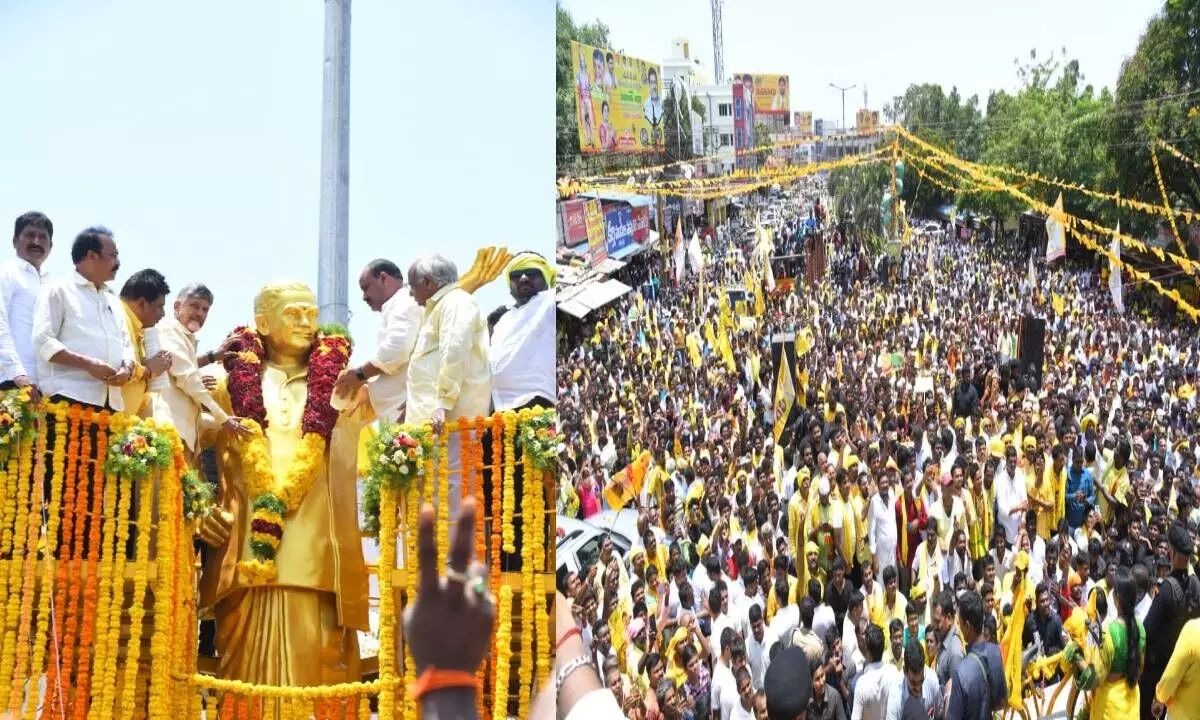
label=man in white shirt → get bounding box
[711,627,740,720]
[852,624,899,720]
[33,226,134,409]
[333,259,424,423]
[869,474,899,575]
[744,603,776,690]
[994,446,1028,545]
[32,226,135,557]
[488,252,555,412]
[0,211,54,391]
[406,254,491,522]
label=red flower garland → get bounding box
[223,326,350,581]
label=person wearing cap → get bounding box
[806,473,843,574]
[1142,524,1200,717]
[763,646,812,720]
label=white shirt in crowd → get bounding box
[711,658,737,720]
[489,289,556,410]
[33,272,134,410]
[852,660,901,720]
[745,626,777,690]
[0,292,23,384]
[994,464,1028,543]
[0,257,47,383]
[365,290,423,422]
[868,491,899,571]
[813,602,837,644]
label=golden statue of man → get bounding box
[199,280,369,685]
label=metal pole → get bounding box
[829,82,855,136]
[318,0,351,326]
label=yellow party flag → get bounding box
[1052,293,1065,316]
[773,349,796,443]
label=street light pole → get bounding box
[318,0,351,326]
[828,82,856,135]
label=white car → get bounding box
[555,510,669,589]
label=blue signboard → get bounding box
[604,205,635,255]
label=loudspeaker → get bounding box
[1018,315,1045,390]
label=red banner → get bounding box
[631,206,650,242]
[561,200,588,245]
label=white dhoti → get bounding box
[874,541,897,575]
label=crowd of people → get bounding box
[554,198,1200,720]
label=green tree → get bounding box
[957,50,1116,237]
[556,3,609,174]
[884,83,985,214]
[829,161,890,234]
[754,121,773,168]
[662,86,694,161]
[1111,0,1200,242]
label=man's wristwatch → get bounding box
[355,368,367,382]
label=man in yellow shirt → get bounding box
[117,269,174,416]
[1155,617,1200,720]
[405,254,492,521]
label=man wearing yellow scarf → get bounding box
[117,269,174,417]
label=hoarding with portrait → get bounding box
[731,72,790,115]
[570,41,664,154]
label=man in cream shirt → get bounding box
[406,254,491,521]
[333,259,424,423]
[152,283,249,459]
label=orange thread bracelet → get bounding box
[408,667,479,702]
[556,627,582,650]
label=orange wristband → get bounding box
[408,667,478,702]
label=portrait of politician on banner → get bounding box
[571,40,663,154]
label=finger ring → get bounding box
[471,577,487,596]
[446,568,469,584]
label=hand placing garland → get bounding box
[223,324,352,584]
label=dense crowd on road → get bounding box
[554,198,1200,720]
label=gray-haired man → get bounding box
[151,283,250,458]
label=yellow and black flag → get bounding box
[773,342,797,443]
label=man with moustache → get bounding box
[0,211,54,394]
[333,259,424,423]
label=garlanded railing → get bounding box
[0,388,555,719]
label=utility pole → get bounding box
[317,0,351,326]
[828,82,855,135]
[711,0,724,83]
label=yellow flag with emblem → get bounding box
[773,349,796,443]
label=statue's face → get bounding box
[256,287,318,357]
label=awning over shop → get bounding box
[556,278,633,319]
[578,191,655,208]
[609,242,647,261]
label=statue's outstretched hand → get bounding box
[198,508,234,548]
[403,496,494,674]
[456,246,512,294]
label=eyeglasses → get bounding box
[509,269,542,282]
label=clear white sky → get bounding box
[0,0,553,361]
[562,0,1163,130]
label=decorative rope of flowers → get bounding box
[223,324,351,584]
[0,386,38,463]
[360,424,430,539]
[181,468,216,523]
[515,408,559,473]
[104,418,175,480]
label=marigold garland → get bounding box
[500,413,517,554]
[517,445,535,720]
[73,411,109,720]
[62,409,88,716]
[437,427,450,575]
[403,487,419,720]
[0,430,26,696]
[88,435,122,720]
[488,413,503,715]
[533,469,551,692]
[223,325,350,583]
[491,585,514,720]
[148,440,181,720]
[99,456,136,716]
[117,432,157,719]
[8,419,41,712]
[377,482,397,720]
[45,407,79,716]
[26,416,57,720]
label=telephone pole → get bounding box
[317,0,351,326]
